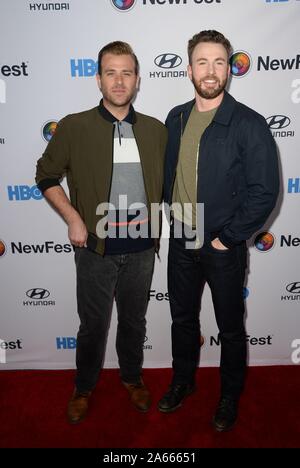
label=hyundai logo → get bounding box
[154,54,182,69]
[26,288,50,299]
[286,282,300,294]
[266,115,291,130]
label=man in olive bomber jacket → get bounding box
[36,41,167,424]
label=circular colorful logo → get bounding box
[230,51,251,77]
[42,121,57,143]
[0,240,7,258]
[243,287,249,299]
[110,0,136,12]
[254,232,275,252]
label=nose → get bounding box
[115,74,124,85]
[207,62,215,75]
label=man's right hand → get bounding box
[68,217,88,248]
[41,186,88,248]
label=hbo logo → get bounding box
[7,185,43,201]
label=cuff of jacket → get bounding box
[37,178,60,193]
[218,231,240,249]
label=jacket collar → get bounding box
[175,90,237,128]
[98,99,136,124]
[213,90,236,126]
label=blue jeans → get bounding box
[168,229,247,399]
[74,247,155,392]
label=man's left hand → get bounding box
[211,237,228,250]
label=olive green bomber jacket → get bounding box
[36,106,167,255]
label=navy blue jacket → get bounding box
[164,91,280,247]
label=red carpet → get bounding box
[0,366,299,448]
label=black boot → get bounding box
[212,396,238,432]
[158,384,195,413]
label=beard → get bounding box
[192,74,228,100]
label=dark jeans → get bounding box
[74,246,155,392]
[168,229,247,399]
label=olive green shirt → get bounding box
[172,105,218,228]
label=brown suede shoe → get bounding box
[122,379,151,412]
[67,388,92,424]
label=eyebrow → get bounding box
[104,68,134,73]
[196,57,226,62]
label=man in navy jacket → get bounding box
[158,30,279,432]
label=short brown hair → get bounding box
[188,30,232,64]
[98,41,139,75]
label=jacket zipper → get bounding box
[132,125,151,221]
[169,112,184,205]
[132,125,160,256]
[101,124,115,255]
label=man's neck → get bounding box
[103,100,131,121]
[194,91,224,112]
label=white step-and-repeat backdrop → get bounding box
[1,0,300,369]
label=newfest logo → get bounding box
[291,339,300,364]
[0,339,23,363]
[111,0,222,9]
[0,61,28,103]
[29,2,70,11]
[254,232,275,252]
[4,240,74,255]
[23,288,56,307]
[42,121,57,142]
[266,115,295,138]
[207,334,273,347]
[230,51,251,78]
[281,282,300,301]
[149,290,169,301]
[280,234,300,247]
[150,53,187,79]
[230,52,300,77]
[0,62,28,77]
[110,0,137,11]
[0,240,7,258]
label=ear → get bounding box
[187,64,192,81]
[227,63,231,78]
[135,74,140,90]
[96,73,102,91]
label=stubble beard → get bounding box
[192,75,228,100]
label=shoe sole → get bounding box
[67,414,87,425]
[157,387,195,413]
[212,418,236,432]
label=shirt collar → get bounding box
[98,99,136,124]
